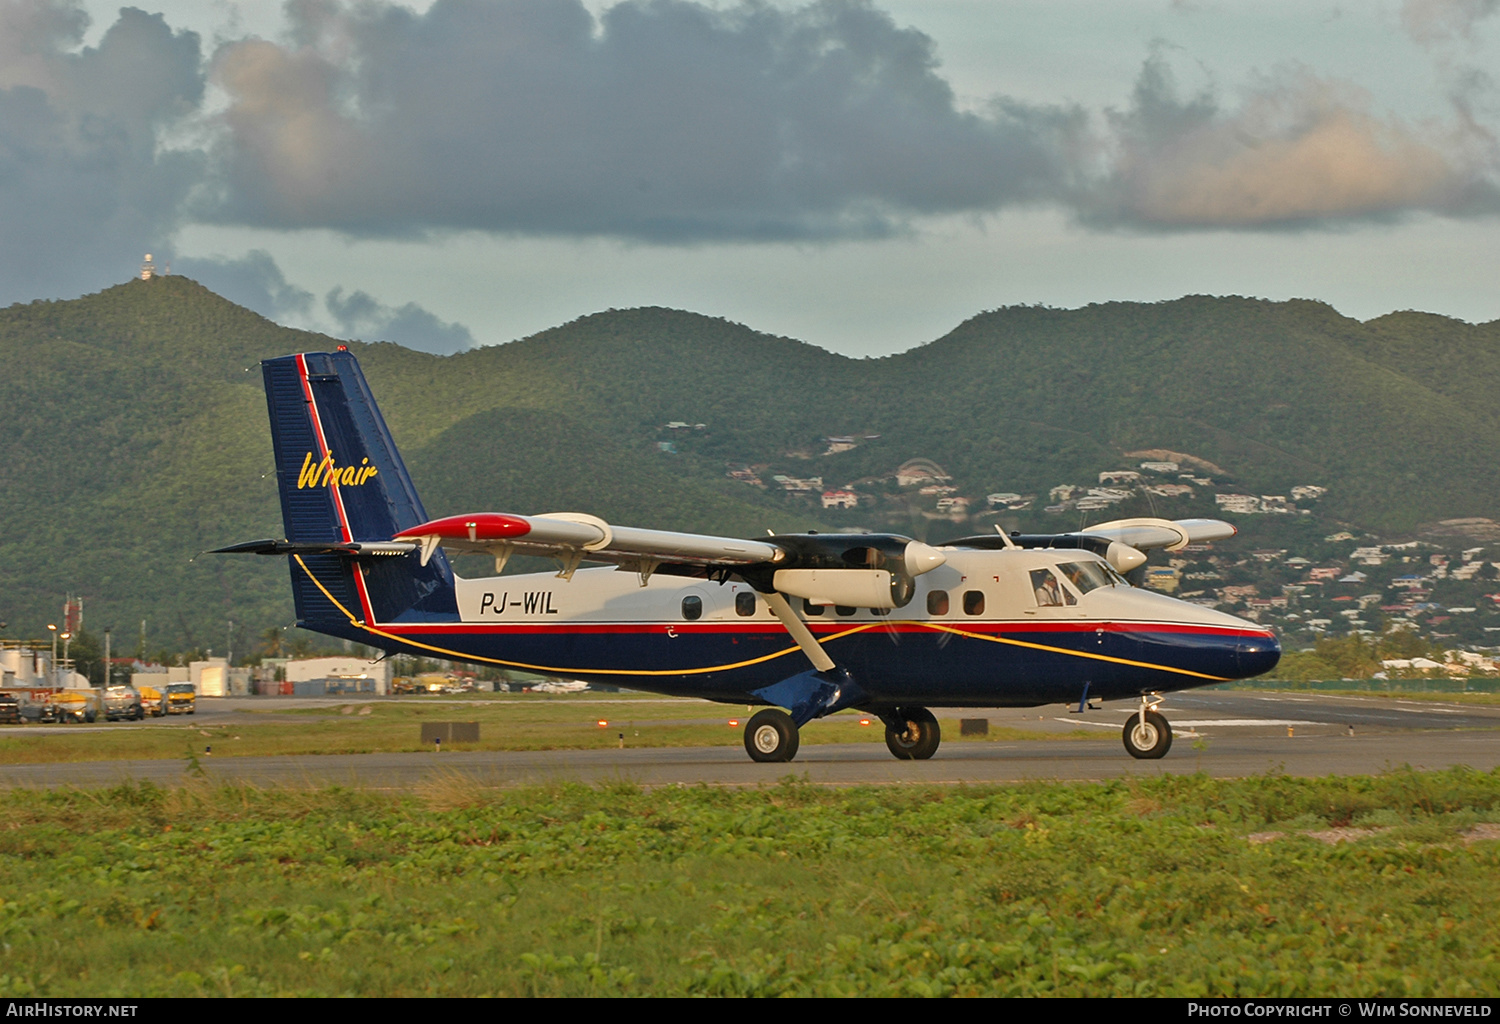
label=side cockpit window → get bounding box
[1029,568,1077,607]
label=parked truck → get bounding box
[138,685,162,717]
[51,690,98,723]
[164,683,196,715]
[102,685,144,721]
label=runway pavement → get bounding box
[0,690,1495,789]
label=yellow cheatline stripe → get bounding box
[294,555,1229,682]
[917,621,1231,682]
[294,554,870,675]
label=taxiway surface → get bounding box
[0,690,1495,789]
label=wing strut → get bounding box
[762,591,836,672]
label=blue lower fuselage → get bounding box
[321,615,1280,708]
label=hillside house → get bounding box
[821,489,858,510]
[1216,494,1261,513]
[1143,567,1180,593]
[896,459,951,487]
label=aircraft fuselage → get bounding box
[338,546,1278,708]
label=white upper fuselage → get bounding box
[452,546,1251,632]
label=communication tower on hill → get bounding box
[141,254,156,280]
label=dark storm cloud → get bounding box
[3,0,1500,307]
[325,286,474,355]
[205,0,1082,241]
[0,0,203,304]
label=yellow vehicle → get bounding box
[138,685,165,717]
[51,690,98,724]
[165,683,196,715]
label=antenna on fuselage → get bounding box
[993,524,1019,550]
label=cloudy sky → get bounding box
[3,0,1497,355]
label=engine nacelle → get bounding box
[772,568,913,609]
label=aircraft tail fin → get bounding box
[262,350,457,633]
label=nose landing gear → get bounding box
[1123,694,1172,759]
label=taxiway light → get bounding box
[597,719,609,727]
[728,719,740,727]
[859,718,872,726]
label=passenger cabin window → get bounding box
[836,605,856,617]
[927,590,950,616]
[681,595,703,620]
[963,590,985,615]
[1029,568,1077,607]
[871,607,890,617]
[735,591,757,616]
[802,599,825,616]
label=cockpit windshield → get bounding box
[1057,560,1127,594]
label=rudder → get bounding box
[262,350,457,631]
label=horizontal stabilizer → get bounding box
[211,539,419,557]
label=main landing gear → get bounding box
[744,708,800,763]
[883,707,941,760]
[739,706,945,763]
[1123,695,1172,759]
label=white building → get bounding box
[285,657,392,695]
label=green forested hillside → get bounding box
[1,278,1497,653]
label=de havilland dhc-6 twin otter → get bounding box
[217,349,1281,763]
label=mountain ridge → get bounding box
[2,277,1497,653]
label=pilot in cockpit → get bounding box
[1031,568,1063,607]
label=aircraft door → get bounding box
[1022,565,1114,697]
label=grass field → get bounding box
[0,696,1110,764]
[0,769,1497,996]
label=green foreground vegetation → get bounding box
[0,696,1110,764]
[0,770,1496,996]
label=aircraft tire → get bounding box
[1123,710,1172,759]
[744,709,800,763]
[885,707,941,760]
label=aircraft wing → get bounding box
[1081,517,1237,552]
[391,511,784,578]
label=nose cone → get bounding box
[1237,632,1282,679]
[903,540,946,576]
